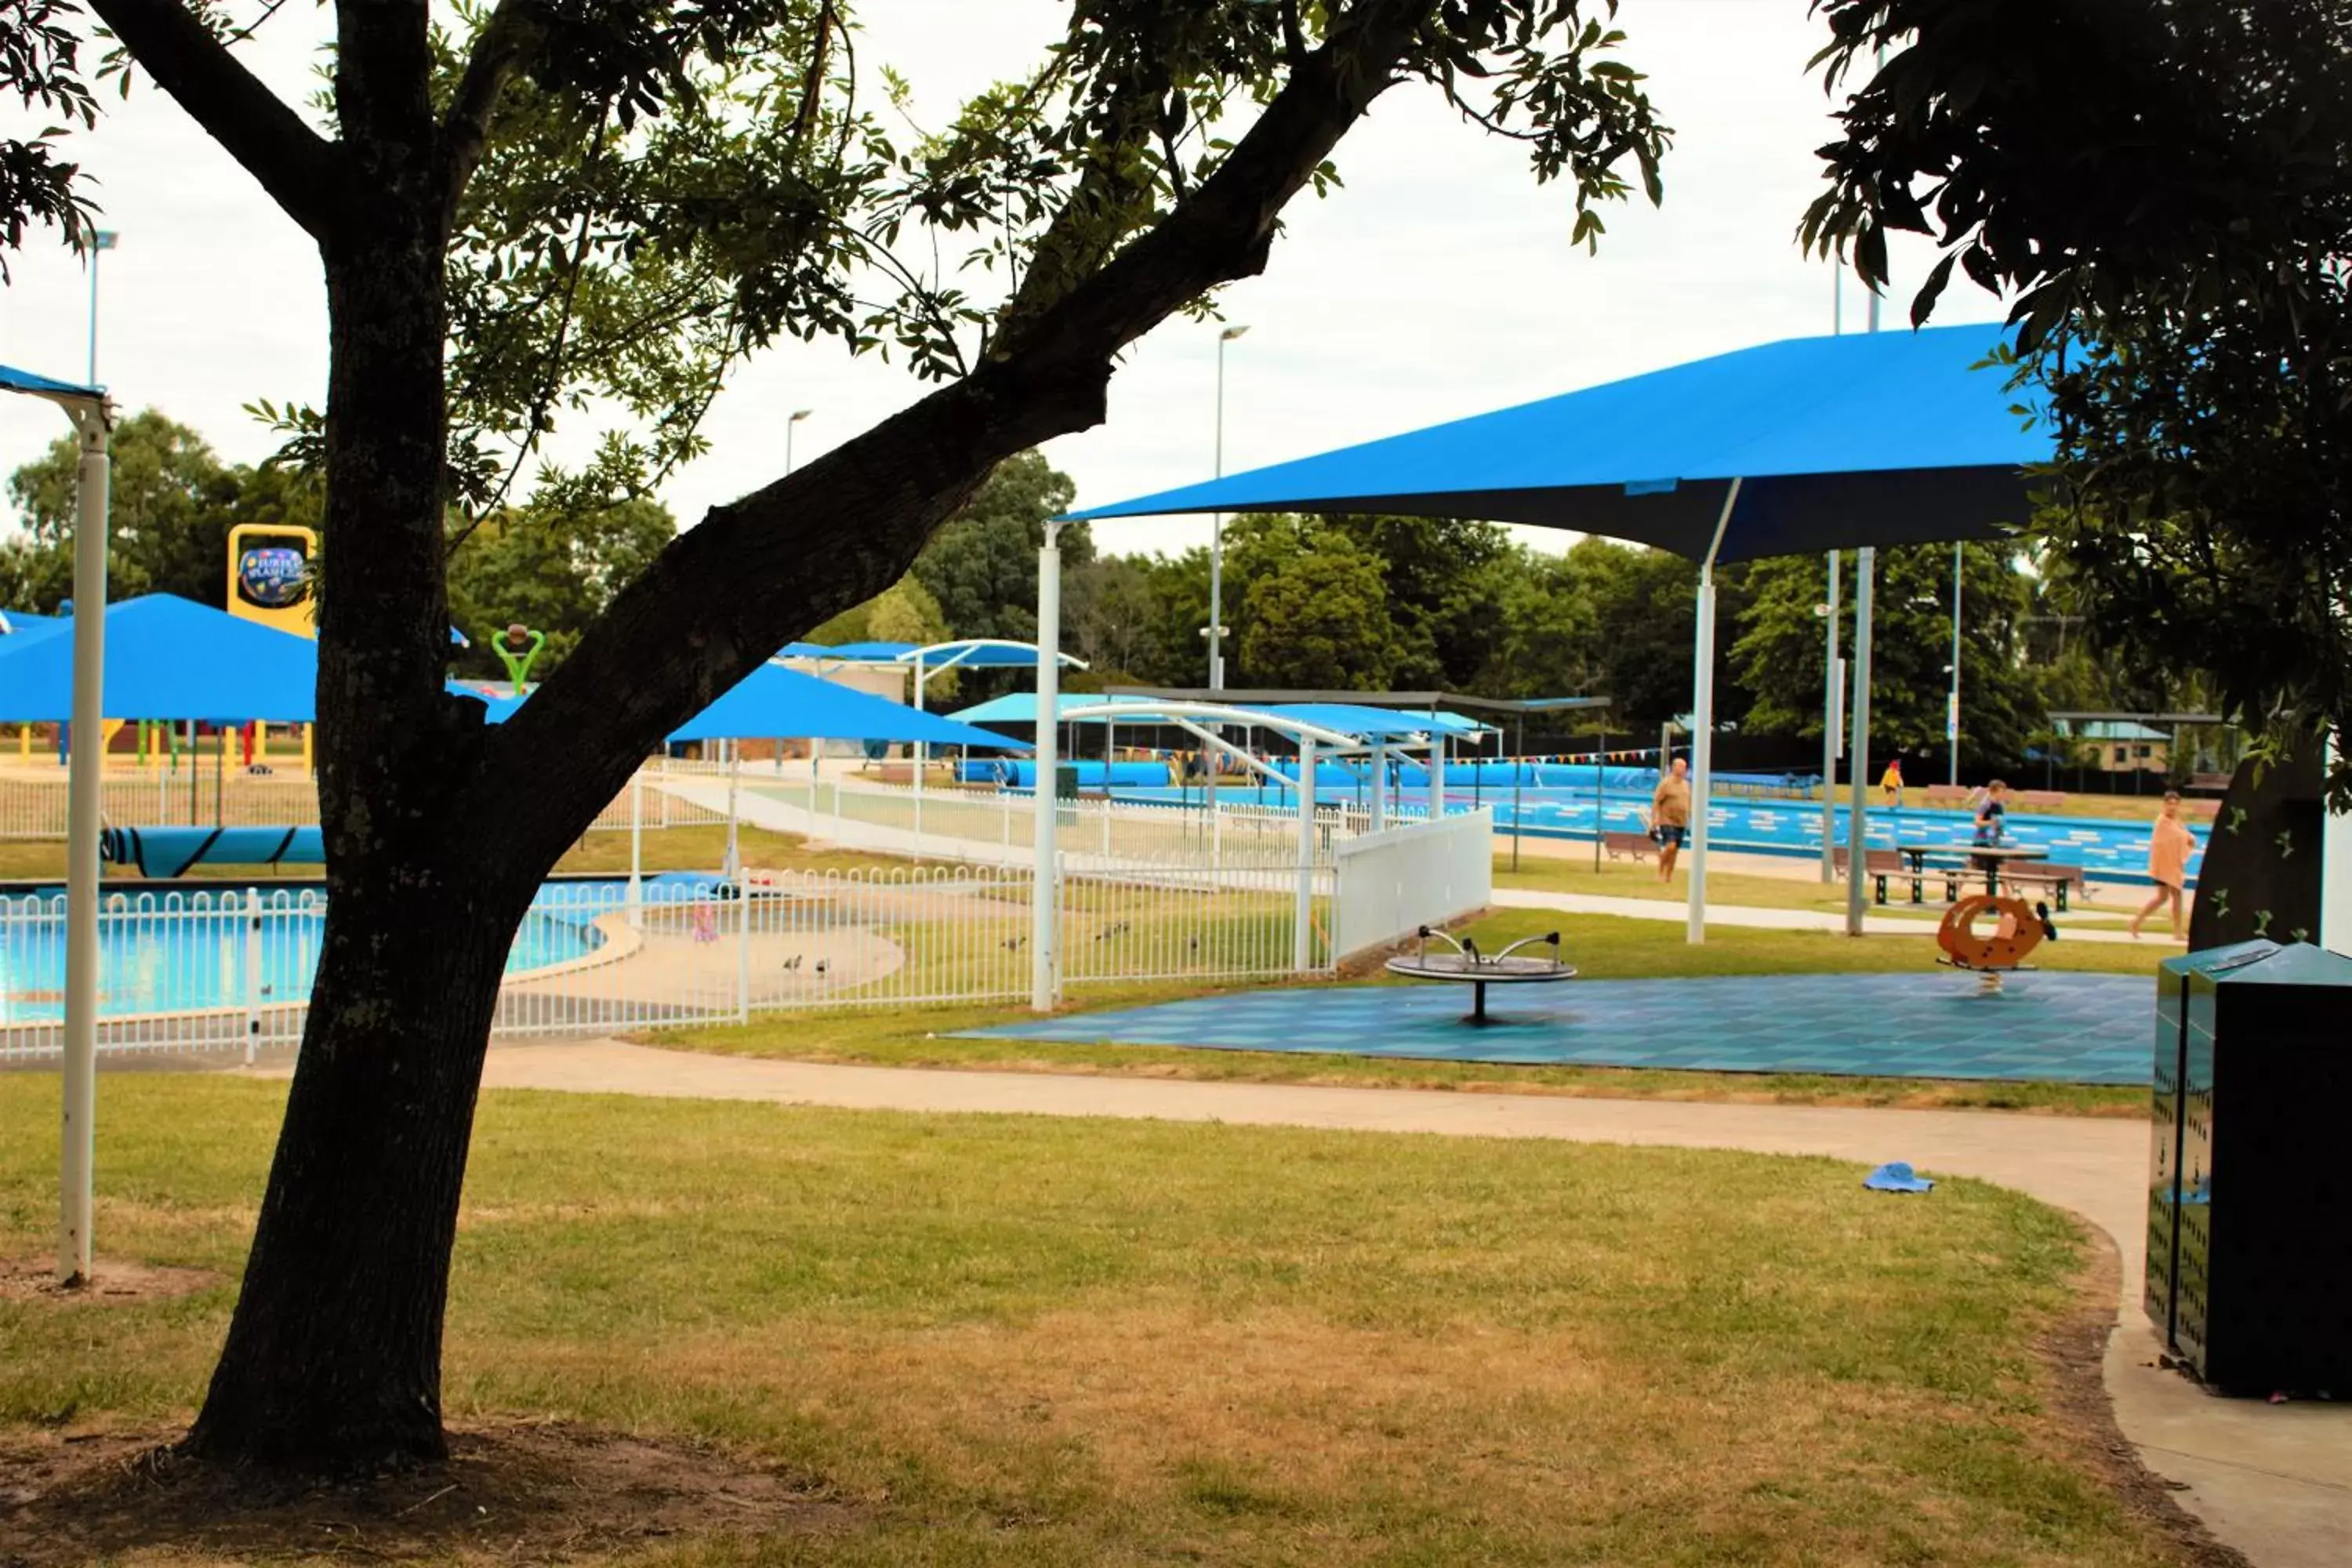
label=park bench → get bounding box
[1922,784,1971,808]
[1601,830,1656,862]
[1835,846,1955,906]
[2015,789,2067,811]
[2000,860,2083,911]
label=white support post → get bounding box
[1030,523,1063,1011]
[1686,477,1742,945]
[1294,737,1317,971]
[626,767,644,926]
[1846,546,1878,935]
[723,741,742,880]
[1427,733,1445,822]
[1820,550,1841,882]
[58,403,109,1287]
[1369,745,1387,831]
[2325,734,2350,957]
[912,653,927,845]
[735,868,752,1023]
[241,888,262,1066]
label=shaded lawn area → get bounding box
[659,913,2160,1117]
[0,1075,2195,1566]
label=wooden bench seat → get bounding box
[2014,789,2067,811]
[1601,829,1655,862]
[1835,847,1958,905]
[2002,861,2084,910]
[1922,784,1971,808]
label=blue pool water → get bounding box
[1102,782,2201,888]
[0,872,724,1025]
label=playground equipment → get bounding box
[1384,924,1575,1024]
[494,622,548,689]
[1936,893,2057,993]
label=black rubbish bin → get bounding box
[2146,940,2352,1395]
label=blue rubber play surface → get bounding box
[967,972,2154,1084]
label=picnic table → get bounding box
[1896,841,2042,898]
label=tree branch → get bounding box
[440,0,549,223]
[472,0,1438,867]
[84,0,350,240]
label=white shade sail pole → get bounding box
[1030,523,1063,1011]
[1686,477,1742,945]
[912,652,927,848]
[1820,550,1841,882]
[1427,731,1445,822]
[1294,737,1317,971]
[59,401,111,1287]
[1846,546,1877,935]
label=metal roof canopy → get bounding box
[1108,686,1610,717]
[1066,325,2052,945]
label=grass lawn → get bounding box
[656,911,2158,1117]
[0,1074,2196,1566]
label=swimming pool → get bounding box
[1102,782,2201,887]
[0,873,724,1025]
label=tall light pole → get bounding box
[785,407,812,474]
[1207,325,1247,690]
[1948,543,1963,785]
[85,230,118,385]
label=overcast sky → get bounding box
[0,0,1997,561]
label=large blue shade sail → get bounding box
[0,595,318,721]
[1069,325,2052,562]
[670,662,1025,746]
[1,609,63,639]
[950,693,1174,725]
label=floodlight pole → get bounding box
[1686,477,1741,944]
[1207,325,1247,691]
[1948,542,1963,785]
[1846,546,1877,935]
[59,398,111,1285]
[1031,521,1065,1011]
[1820,551,1841,881]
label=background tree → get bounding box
[446,485,675,680]
[1473,549,1600,698]
[1237,536,1398,690]
[907,450,1087,652]
[2,0,1670,1472]
[3,408,267,608]
[1805,0,2352,804]
[1732,543,2037,772]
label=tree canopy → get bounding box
[1805,0,2352,801]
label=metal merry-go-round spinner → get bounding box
[1383,925,1577,1024]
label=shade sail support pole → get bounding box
[1686,477,1741,945]
[1846,546,1877,935]
[1294,737,1317,972]
[1030,524,1062,1011]
[1820,550,1841,882]
[58,400,110,1287]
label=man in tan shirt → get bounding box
[1648,756,1692,883]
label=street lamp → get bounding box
[86,229,118,386]
[1207,325,1247,690]
[785,407,812,474]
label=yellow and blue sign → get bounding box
[227,523,318,636]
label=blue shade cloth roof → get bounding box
[804,641,918,662]
[670,662,1024,746]
[1067,325,2051,563]
[949,693,1174,725]
[1,609,62,639]
[0,363,103,401]
[900,641,1082,669]
[0,594,318,721]
[1256,703,1486,739]
[467,662,1024,747]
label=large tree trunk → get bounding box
[183,98,524,1465]
[2188,746,2325,950]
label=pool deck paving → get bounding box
[450,1039,2347,1568]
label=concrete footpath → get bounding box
[457,1040,2347,1568]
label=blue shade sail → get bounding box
[1068,325,2050,563]
[0,595,318,721]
